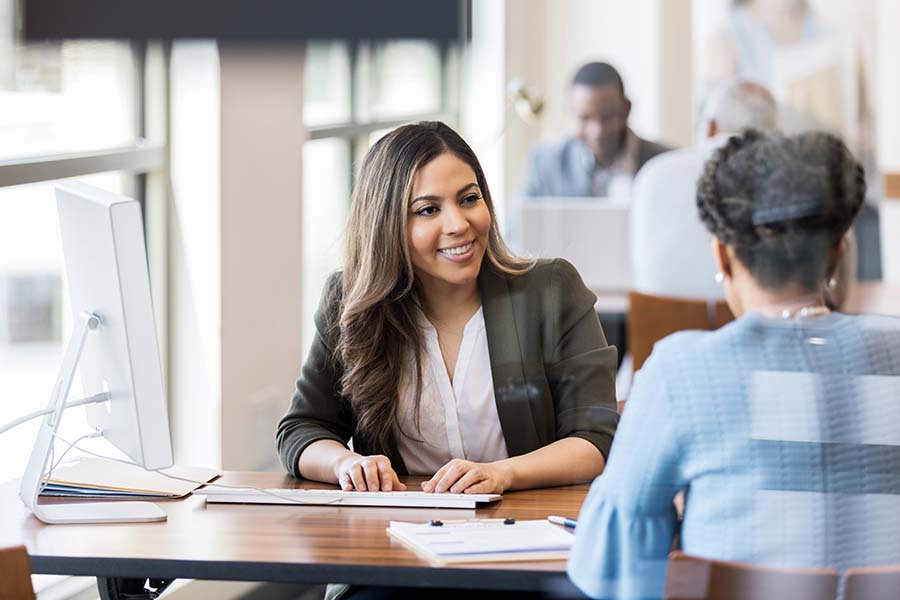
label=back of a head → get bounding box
[572,61,625,95]
[696,130,865,291]
[701,80,778,134]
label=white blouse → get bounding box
[395,307,509,475]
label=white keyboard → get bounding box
[196,487,502,509]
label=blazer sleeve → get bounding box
[543,259,619,459]
[276,272,355,478]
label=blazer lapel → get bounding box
[479,264,540,457]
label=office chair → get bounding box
[843,565,900,600]
[0,545,36,600]
[664,552,838,600]
[628,291,733,372]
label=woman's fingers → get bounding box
[347,463,367,491]
[433,460,468,493]
[337,454,404,492]
[360,458,381,491]
[377,459,395,491]
[422,463,451,493]
[449,467,486,494]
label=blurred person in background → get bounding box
[631,80,781,301]
[569,130,900,599]
[522,61,670,199]
[632,78,856,308]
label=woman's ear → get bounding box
[711,237,732,278]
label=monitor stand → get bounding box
[18,311,167,524]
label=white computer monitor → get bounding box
[519,196,632,292]
[19,181,173,524]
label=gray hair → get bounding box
[700,80,778,133]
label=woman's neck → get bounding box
[419,278,481,329]
[737,282,829,318]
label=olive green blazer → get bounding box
[276,258,618,477]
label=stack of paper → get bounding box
[41,457,220,499]
[386,519,574,565]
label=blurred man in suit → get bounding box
[523,62,670,199]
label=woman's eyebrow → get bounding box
[456,182,480,196]
[411,182,480,204]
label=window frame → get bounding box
[0,37,169,365]
[304,39,460,188]
[0,38,168,597]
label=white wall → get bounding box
[877,0,900,171]
[878,0,900,283]
[168,42,305,471]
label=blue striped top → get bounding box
[568,312,900,599]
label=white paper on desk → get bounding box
[42,457,220,498]
[387,520,574,564]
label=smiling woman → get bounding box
[276,121,618,502]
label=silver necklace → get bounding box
[781,305,831,319]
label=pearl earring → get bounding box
[714,272,725,284]
[827,277,837,289]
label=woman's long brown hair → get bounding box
[337,121,532,455]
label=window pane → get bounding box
[358,41,442,121]
[303,41,352,127]
[301,139,350,353]
[0,36,138,160]
[0,172,128,484]
[367,127,394,148]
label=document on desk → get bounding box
[386,520,574,565]
[41,457,220,498]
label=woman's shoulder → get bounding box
[505,257,585,289]
[490,258,597,330]
[649,317,750,367]
[322,270,344,299]
[314,270,345,341]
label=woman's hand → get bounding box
[333,453,407,492]
[421,459,513,495]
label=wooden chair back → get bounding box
[843,565,900,600]
[628,291,734,372]
[664,552,838,600]
[0,545,35,600]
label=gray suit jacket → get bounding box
[523,135,671,197]
[276,259,618,477]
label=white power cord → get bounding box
[0,392,110,436]
[3,390,336,506]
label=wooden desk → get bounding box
[0,473,590,598]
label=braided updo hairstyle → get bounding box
[696,130,865,290]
